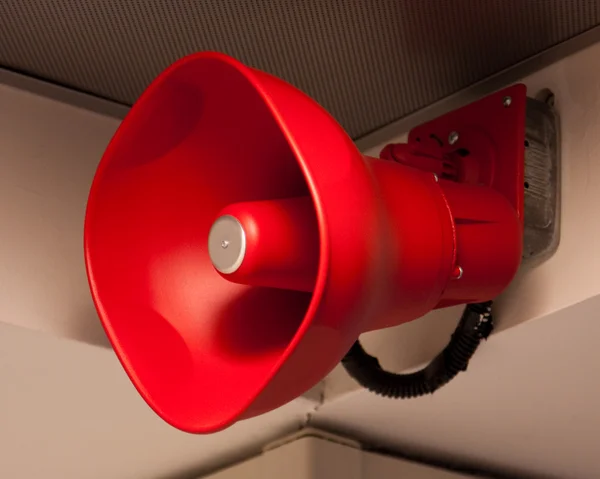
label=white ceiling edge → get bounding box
[0,321,319,479]
[311,293,600,479]
[0,67,128,120]
[323,37,600,402]
[205,432,473,479]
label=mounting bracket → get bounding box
[380,85,560,261]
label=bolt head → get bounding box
[503,96,512,107]
[448,131,459,145]
[453,266,464,280]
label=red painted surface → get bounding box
[84,52,525,433]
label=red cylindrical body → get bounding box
[435,179,522,307]
[216,197,319,292]
[365,157,521,324]
[364,158,455,330]
[212,157,522,328]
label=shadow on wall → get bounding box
[324,305,465,398]
[70,302,111,348]
[359,305,464,373]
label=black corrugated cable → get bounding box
[341,302,493,398]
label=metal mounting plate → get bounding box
[523,97,561,261]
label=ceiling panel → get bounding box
[1,1,600,139]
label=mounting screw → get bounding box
[503,96,512,108]
[535,88,555,108]
[452,266,464,280]
[448,131,459,145]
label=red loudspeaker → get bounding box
[85,52,526,433]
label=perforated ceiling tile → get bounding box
[1,1,599,139]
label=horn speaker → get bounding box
[85,52,526,432]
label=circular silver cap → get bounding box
[208,215,246,274]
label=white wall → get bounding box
[364,453,478,479]
[313,294,600,478]
[205,435,475,479]
[0,322,317,479]
[0,82,118,346]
